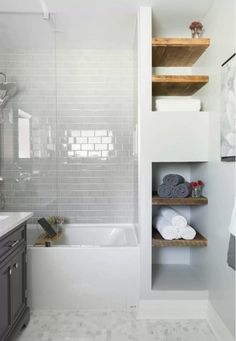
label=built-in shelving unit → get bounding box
[152,75,209,96]
[138,8,210,303]
[152,195,208,206]
[152,38,210,67]
[152,230,208,247]
[152,37,210,97]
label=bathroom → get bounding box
[0,0,235,340]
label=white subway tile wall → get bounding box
[0,49,138,224]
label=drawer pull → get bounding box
[14,263,19,269]
[8,240,20,248]
[9,268,12,276]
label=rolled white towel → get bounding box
[159,206,188,228]
[180,225,196,240]
[153,215,180,240]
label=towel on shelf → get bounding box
[180,225,196,240]
[157,184,173,198]
[159,206,188,228]
[163,174,185,187]
[227,234,235,270]
[155,99,201,112]
[172,182,191,198]
[153,215,180,240]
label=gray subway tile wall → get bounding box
[0,49,138,224]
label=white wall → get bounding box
[191,0,236,336]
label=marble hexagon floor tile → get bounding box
[16,311,217,341]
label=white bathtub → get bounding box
[27,224,139,311]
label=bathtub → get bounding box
[27,224,139,311]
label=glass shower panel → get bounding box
[0,13,58,225]
[55,35,138,225]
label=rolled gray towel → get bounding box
[158,184,173,198]
[163,174,185,187]
[172,182,191,198]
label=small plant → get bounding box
[189,21,203,31]
[47,216,65,226]
[189,21,203,38]
[191,180,204,189]
[191,180,204,197]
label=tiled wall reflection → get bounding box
[0,50,138,224]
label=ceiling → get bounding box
[0,0,215,48]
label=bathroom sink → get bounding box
[0,216,8,221]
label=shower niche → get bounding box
[152,162,208,295]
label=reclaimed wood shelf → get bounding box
[152,38,210,67]
[152,196,208,206]
[152,230,208,247]
[152,75,209,96]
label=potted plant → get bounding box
[189,21,204,38]
[47,216,65,234]
[191,180,204,197]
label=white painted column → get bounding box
[138,6,152,298]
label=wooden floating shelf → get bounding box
[152,196,208,206]
[152,230,208,247]
[152,38,210,67]
[152,75,209,96]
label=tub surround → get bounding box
[0,212,33,238]
[27,224,139,310]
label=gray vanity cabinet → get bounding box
[10,246,27,325]
[0,223,29,341]
[0,258,11,340]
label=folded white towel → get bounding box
[153,215,180,240]
[155,99,201,112]
[159,206,188,228]
[180,225,196,240]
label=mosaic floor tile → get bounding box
[16,311,217,341]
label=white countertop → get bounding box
[0,212,33,238]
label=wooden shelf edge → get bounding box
[152,75,209,83]
[152,196,208,206]
[152,230,208,247]
[151,110,209,114]
[152,37,210,47]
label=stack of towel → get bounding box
[155,99,201,112]
[153,207,196,240]
[158,174,191,198]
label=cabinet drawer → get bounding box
[0,225,26,261]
